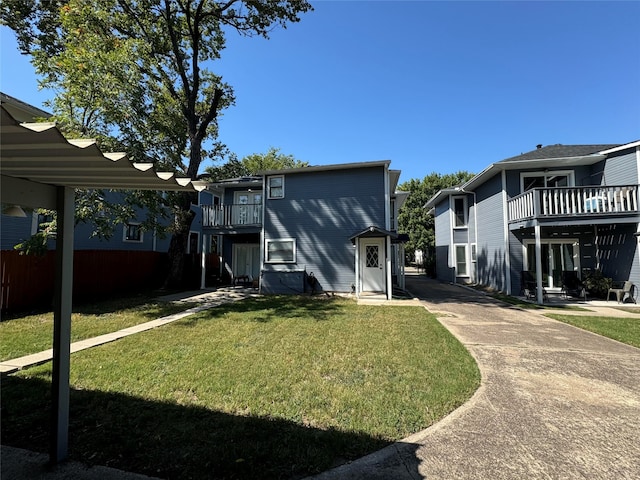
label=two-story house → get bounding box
[425,142,640,303]
[199,161,409,299]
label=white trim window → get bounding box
[452,196,468,228]
[520,170,574,193]
[266,238,296,263]
[454,244,468,277]
[267,175,284,199]
[123,222,143,243]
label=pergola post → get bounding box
[50,186,75,464]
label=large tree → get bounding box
[1,0,312,286]
[398,171,474,272]
[203,146,308,181]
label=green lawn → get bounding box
[1,296,480,479]
[546,313,640,348]
[0,297,195,361]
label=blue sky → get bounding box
[2,1,639,183]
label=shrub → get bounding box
[583,270,612,299]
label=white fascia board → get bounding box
[598,140,640,155]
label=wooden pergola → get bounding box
[0,95,206,464]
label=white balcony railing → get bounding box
[202,204,262,228]
[508,185,639,223]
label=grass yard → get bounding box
[546,313,640,348]
[2,296,480,479]
[0,296,196,361]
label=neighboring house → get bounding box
[199,161,409,299]
[425,142,640,302]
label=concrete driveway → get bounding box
[310,273,640,479]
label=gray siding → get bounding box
[604,150,638,186]
[475,173,507,291]
[262,166,386,293]
[434,199,452,281]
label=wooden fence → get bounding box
[1,250,169,313]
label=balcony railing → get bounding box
[202,204,262,228]
[508,185,639,223]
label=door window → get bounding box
[365,245,379,268]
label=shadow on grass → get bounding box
[202,296,348,324]
[2,375,397,480]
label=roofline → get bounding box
[424,187,460,210]
[598,140,640,154]
[258,160,391,176]
[462,154,607,192]
[1,92,51,120]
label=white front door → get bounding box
[360,238,386,293]
[233,244,260,279]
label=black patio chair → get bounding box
[521,270,547,301]
[561,271,586,301]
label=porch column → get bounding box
[534,225,544,304]
[386,236,392,300]
[354,238,361,297]
[50,186,74,464]
[200,234,207,289]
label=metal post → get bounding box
[50,186,74,464]
[534,225,544,304]
[200,234,207,289]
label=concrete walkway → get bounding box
[3,278,639,479]
[0,287,258,375]
[1,286,258,480]
[309,273,640,479]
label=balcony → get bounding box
[508,185,639,223]
[202,204,262,228]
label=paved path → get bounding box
[310,273,640,479]
[0,287,257,375]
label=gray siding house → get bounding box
[426,142,640,303]
[200,161,409,299]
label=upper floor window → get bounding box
[453,196,467,228]
[123,222,143,243]
[521,171,573,193]
[267,175,284,199]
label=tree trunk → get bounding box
[163,191,196,289]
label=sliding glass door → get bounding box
[525,240,579,288]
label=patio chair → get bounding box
[561,271,586,301]
[521,270,548,301]
[607,281,637,304]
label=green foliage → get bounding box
[582,270,613,299]
[398,171,475,259]
[204,147,308,181]
[2,0,312,277]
